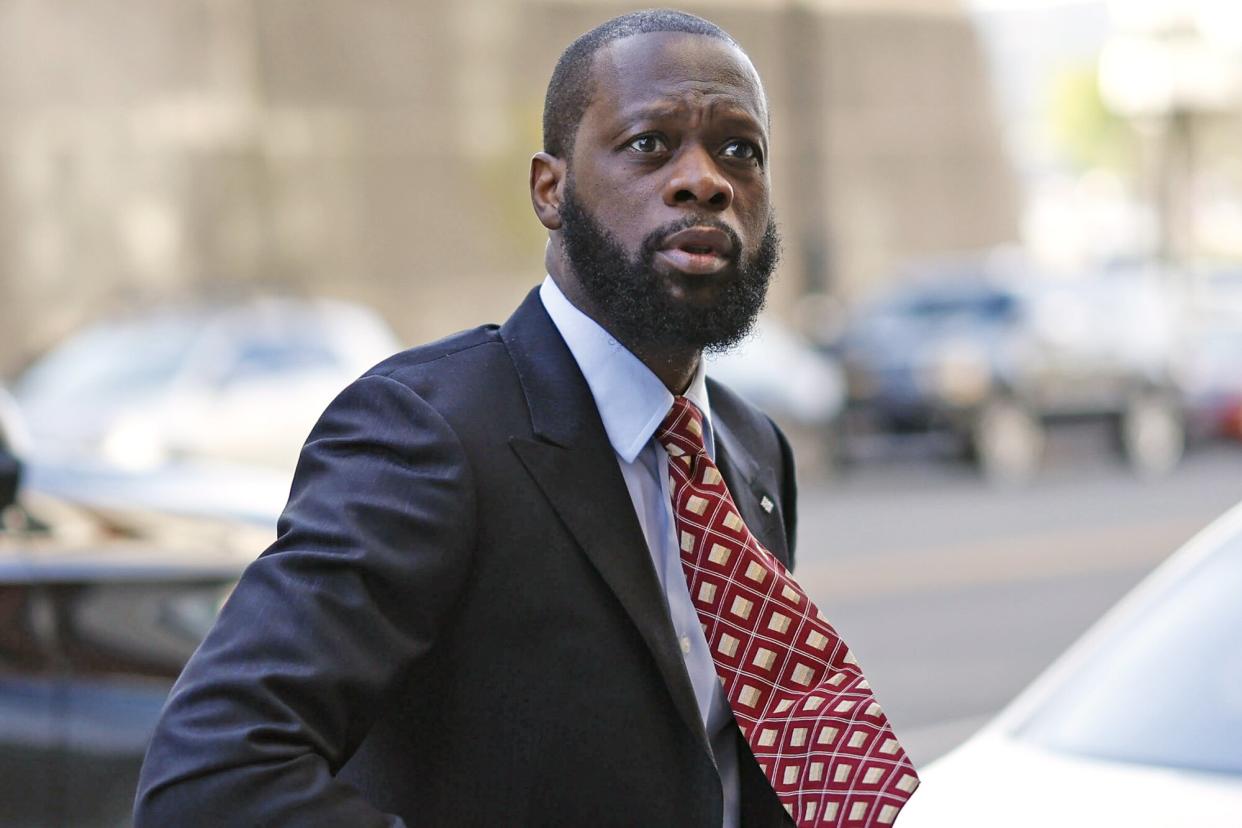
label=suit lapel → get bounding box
[501,290,711,758]
[712,415,789,567]
[511,437,710,758]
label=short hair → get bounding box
[542,10,739,160]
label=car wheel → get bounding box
[1118,394,1184,478]
[972,398,1044,485]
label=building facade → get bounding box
[0,0,1017,372]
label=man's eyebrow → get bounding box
[615,102,688,123]
[615,99,765,128]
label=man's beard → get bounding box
[558,182,781,354]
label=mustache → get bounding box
[639,216,743,264]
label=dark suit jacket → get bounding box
[135,289,798,827]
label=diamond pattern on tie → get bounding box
[656,396,919,828]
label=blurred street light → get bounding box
[1099,0,1242,264]
[1099,33,1242,117]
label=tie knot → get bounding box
[656,396,708,461]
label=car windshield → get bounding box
[903,291,1017,322]
[1014,528,1242,776]
[18,317,200,404]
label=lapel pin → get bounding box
[760,495,774,514]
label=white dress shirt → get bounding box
[539,277,741,828]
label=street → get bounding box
[793,430,1242,767]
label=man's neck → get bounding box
[547,267,700,394]
[627,344,700,395]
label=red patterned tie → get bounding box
[657,396,919,827]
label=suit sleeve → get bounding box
[134,373,476,827]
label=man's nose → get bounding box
[663,145,733,211]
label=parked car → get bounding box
[900,500,1242,825]
[831,258,1184,482]
[23,456,290,534]
[0,433,251,828]
[705,316,847,472]
[15,296,400,472]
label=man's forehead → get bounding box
[588,31,767,124]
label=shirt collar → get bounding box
[539,276,713,463]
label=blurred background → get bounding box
[2,0,1242,824]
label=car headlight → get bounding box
[925,344,993,407]
[101,418,169,470]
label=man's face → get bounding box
[558,32,779,352]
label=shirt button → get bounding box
[680,636,691,655]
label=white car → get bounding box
[706,316,845,429]
[16,297,400,472]
[900,502,1242,825]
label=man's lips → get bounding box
[656,227,736,276]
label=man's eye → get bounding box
[626,135,667,153]
[722,140,760,162]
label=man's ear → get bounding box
[530,152,566,231]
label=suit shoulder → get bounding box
[363,325,507,386]
[344,324,525,439]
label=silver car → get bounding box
[901,501,1242,825]
[16,297,399,472]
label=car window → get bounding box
[51,580,235,680]
[17,319,199,404]
[0,585,54,676]
[1015,534,1242,775]
[0,583,58,828]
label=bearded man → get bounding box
[135,10,916,828]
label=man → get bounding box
[135,10,916,827]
